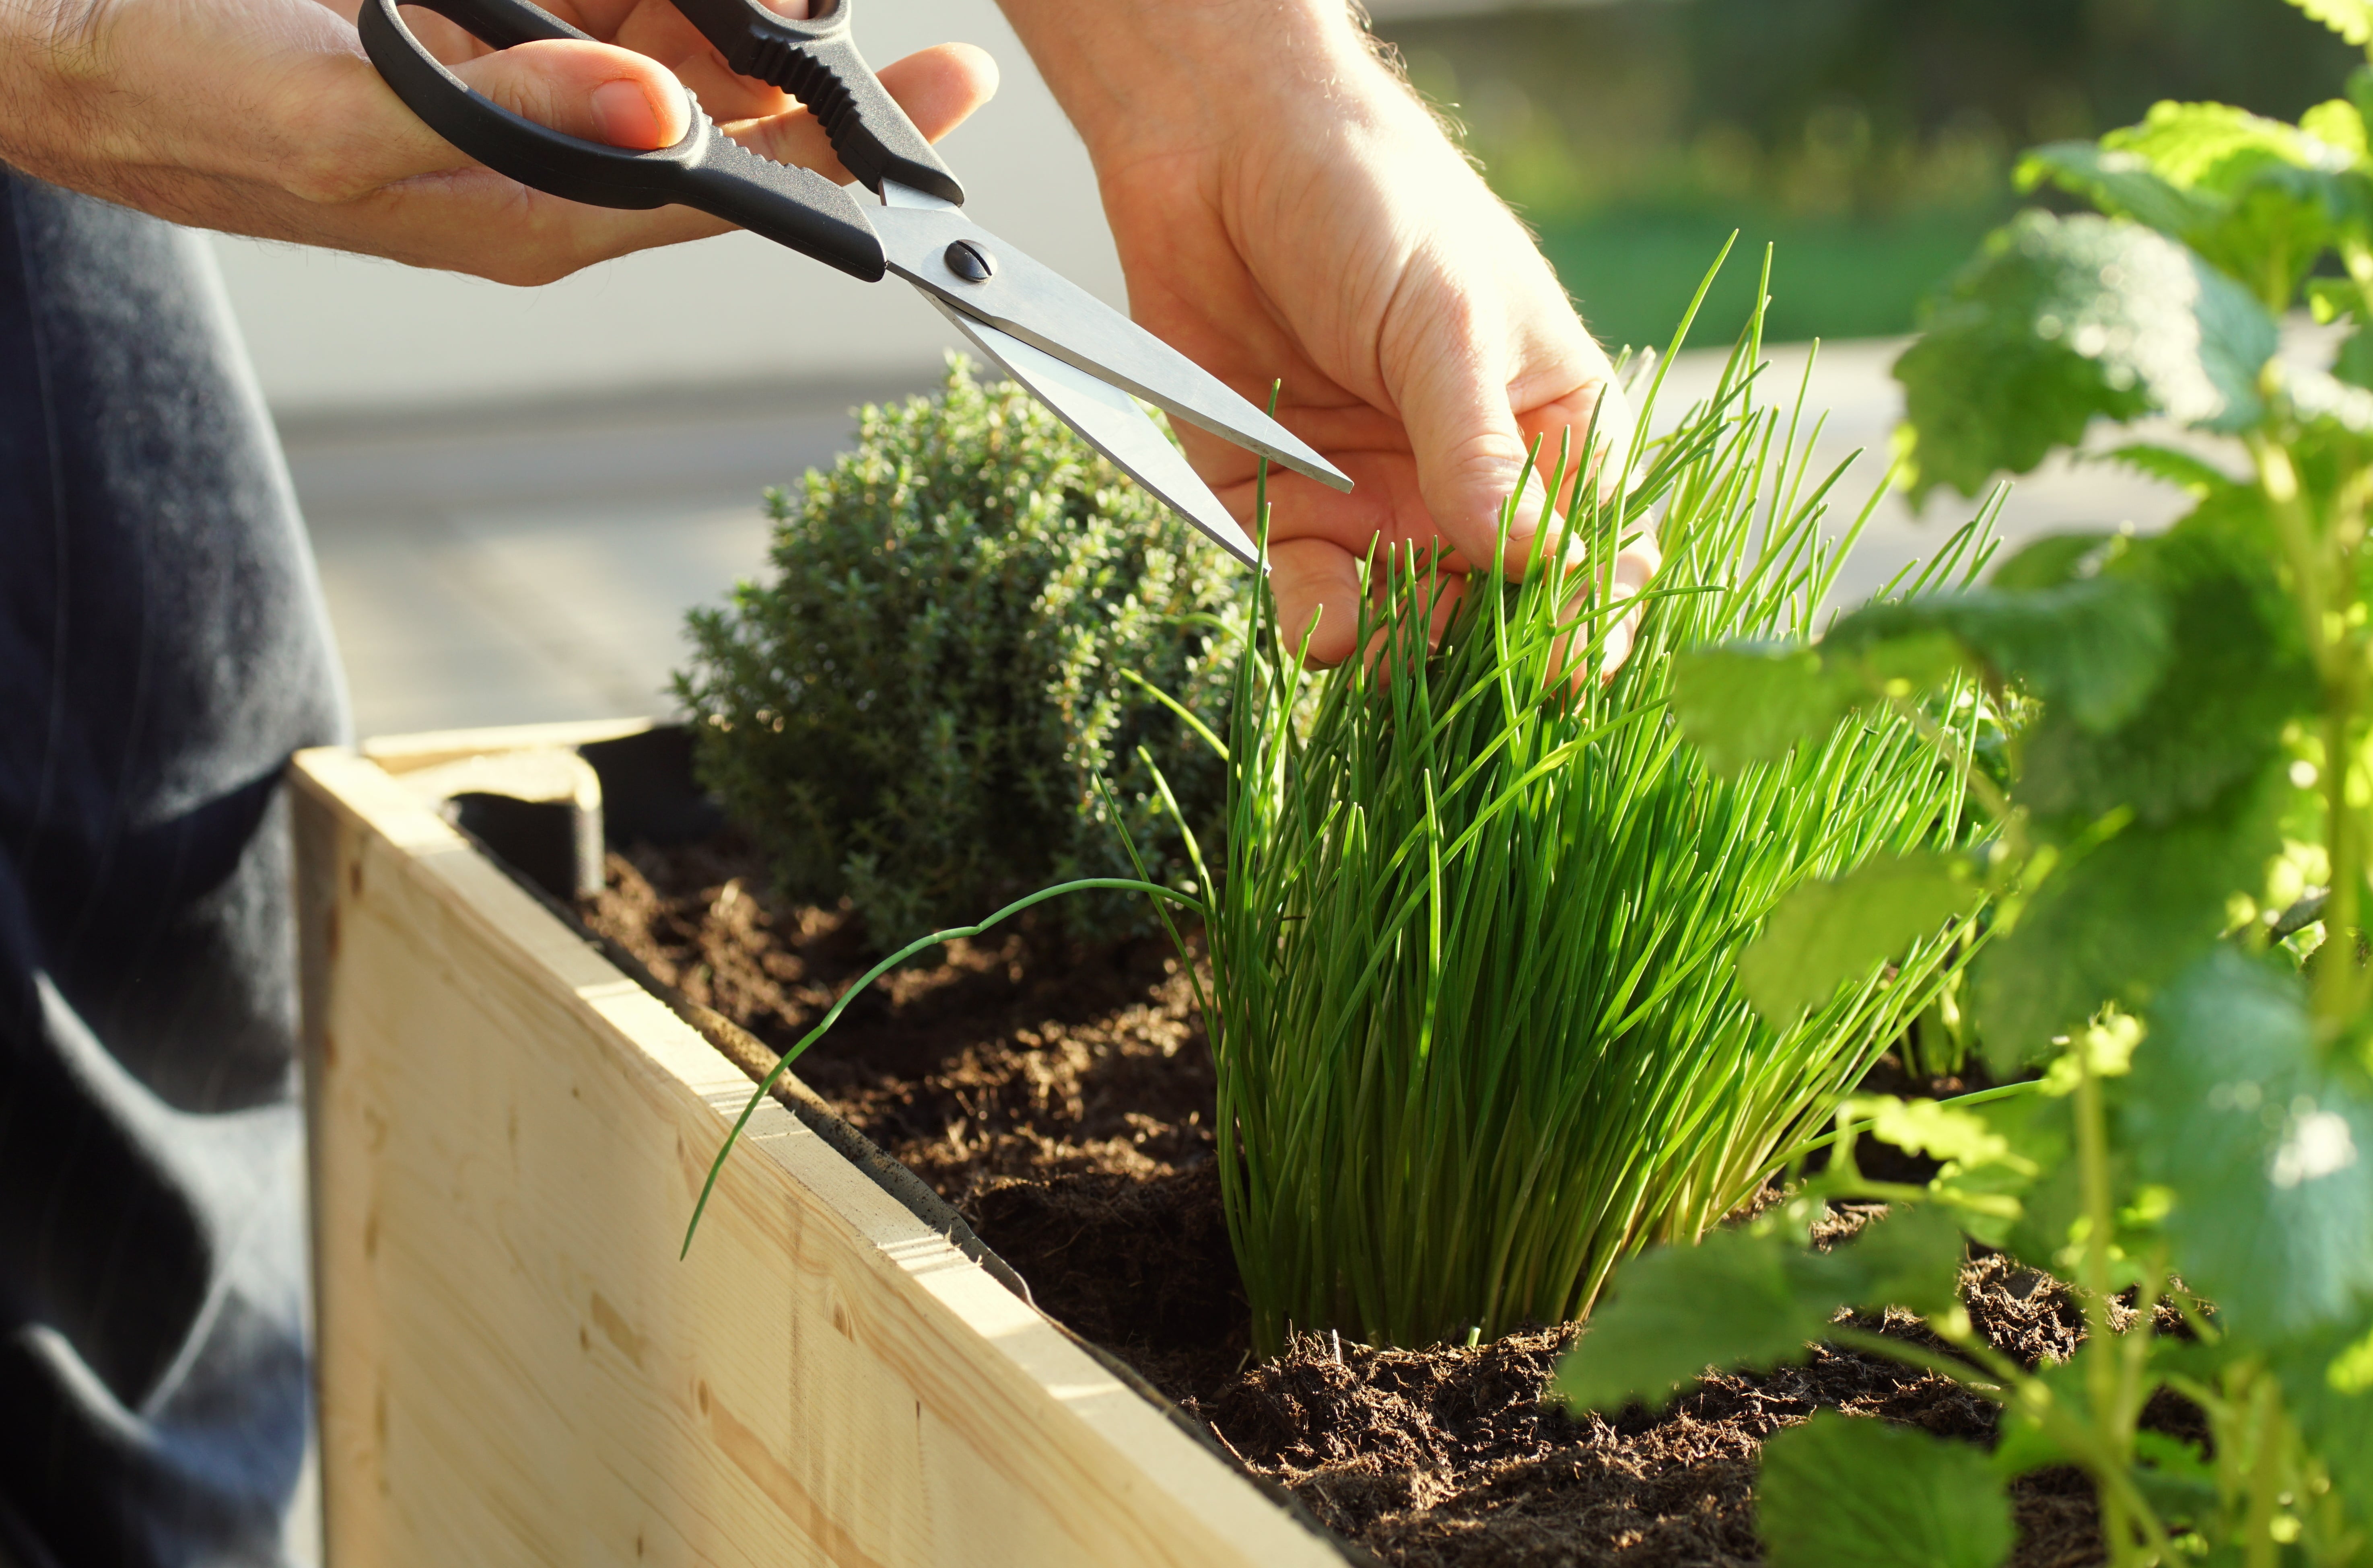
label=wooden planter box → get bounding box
[291,723,1343,1567]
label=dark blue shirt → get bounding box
[0,169,345,1568]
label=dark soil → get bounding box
[580,834,2160,1568]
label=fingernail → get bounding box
[1601,617,1636,679]
[759,0,814,15]
[1506,469,1555,543]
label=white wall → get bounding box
[210,0,1120,416]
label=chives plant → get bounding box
[1172,289,1992,1355]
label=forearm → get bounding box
[992,0,1430,168]
[0,0,402,230]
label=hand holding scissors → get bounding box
[358,0,1354,565]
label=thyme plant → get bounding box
[674,358,1242,952]
[1561,4,2373,1561]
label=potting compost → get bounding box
[585,832,2205,1568]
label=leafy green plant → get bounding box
[1559,6,2373,1562]
[673,358,1244,952]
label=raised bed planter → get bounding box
[290,721,1345,1567]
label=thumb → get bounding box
[1394,315,1547,578]
[450,38,691,151]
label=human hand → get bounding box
[997,0,1656,672]
[0,0,995,284]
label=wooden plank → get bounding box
[292,745,1337,1568]
[360,716,655,775]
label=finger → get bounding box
[312,34,695,197]
[273,35,991,278]
[1387,298,1543,578]
[448,38,690,149]
[876,43,1000,142]
[1392,300,1634,582]
[1517,372,1640,512]
[1544,529,1661,686]
[725,43,998,178]
[1496,370,1638,575]
[1270,539,1365,667]
[1423,570,1471,651]
[1597,533,1662,678]
[248,36,669,207]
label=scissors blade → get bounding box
[871,190,1351,495]
[923,294,1263,570]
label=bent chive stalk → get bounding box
[681,875,1195,1255]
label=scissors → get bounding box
[356,0,1352,567]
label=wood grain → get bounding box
[292,743,1340,1567]
[360,717,655,776]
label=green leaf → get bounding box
[2018,142,2223,238]
[2289,362,2373,434]
[2105,101,2351,193]
[2292,0,2373,44]
[2096,444,2242,496]
[1758,1412,2014,1568]
[2000,1143,2087,1269]
[2124,948,2373,1340]
[1927,1091,2071,1253]
[1895,213,2281,502]
[2191,163,2372,300]
[1833,578,2173,735]
[1975,767,2283,1069]
[2003,1352,2209,1529]
[2269,1317,2373,1514]
[2303,98,2370,160]
[1739,854,1982,1023]
[1555,1224,1837,1413]
[1671,644,1860,776]
[2089,100,2373,297]
[1987,531,2120,591]
[2308,276,2359,324]
[2130,1432,2219,1528]
[1989,1411,2070,1477]
[1557,1209,1969,1416]
[2017,523,2305,825]
[2338,327,2373,390]
[1843,1095,2011,1167]
[1830,1202,1969,1321]
[1991,1358,2089,1477]
[2027,105,2373,300]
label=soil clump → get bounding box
[583,834,2159,1568]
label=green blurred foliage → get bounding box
[1373,0,2357,344]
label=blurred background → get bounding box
[224,0,2342,738]
[1371,0,2348,348]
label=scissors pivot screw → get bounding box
[943,240,997,282]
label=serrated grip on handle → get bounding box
[666,0,965,205]
[358,0,887,280]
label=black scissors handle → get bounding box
[358,0,888,280]
[667,0,963,206]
